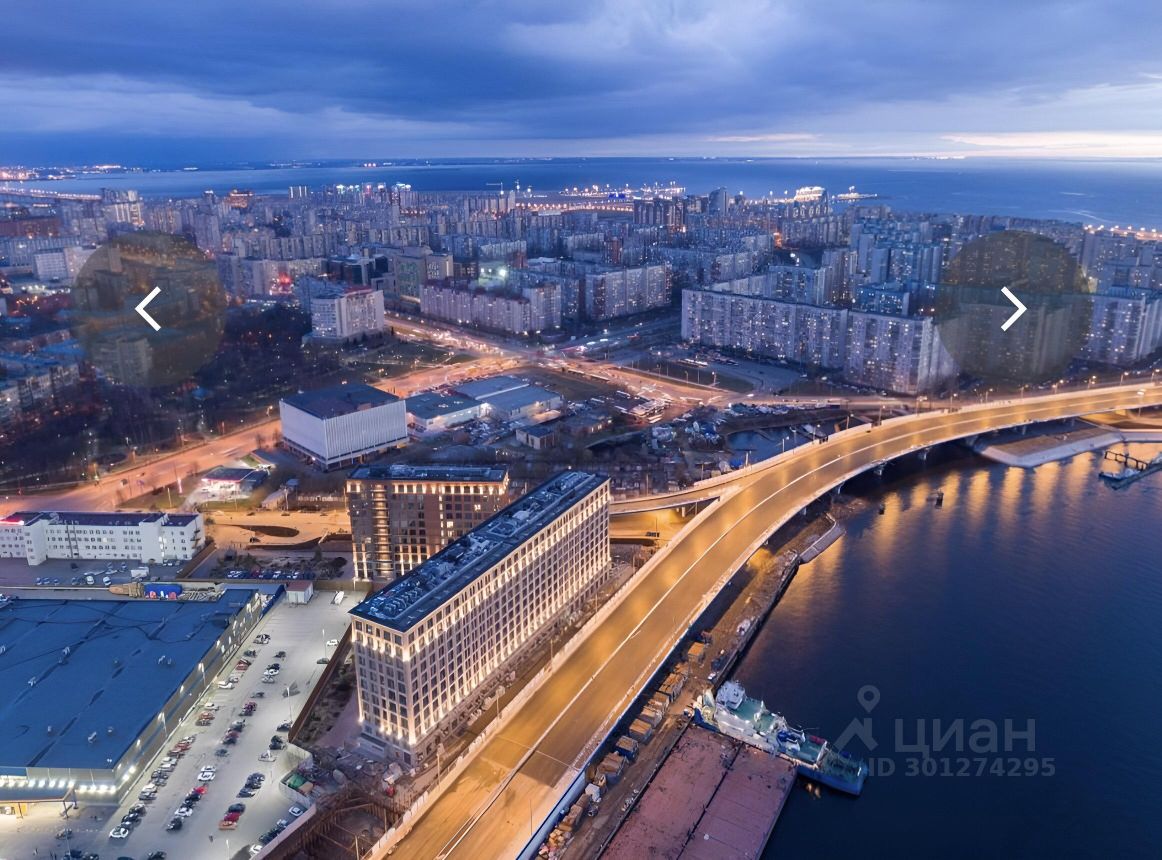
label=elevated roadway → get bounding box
[380,382,1162,860]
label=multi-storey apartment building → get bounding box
[346,464,511,582]
[681,286,848,369]
[349,471,610,765]
[419,280,562,336]
[310,285,386,342]
[844,311,957,394]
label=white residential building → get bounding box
[0,511,204,566]
[310,286,386,341]
[349,471,610,765]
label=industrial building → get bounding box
[404,391,484,434]
[0,511,204,566]
[451,375,564,422]
[346,464,510,582]
[0,590,262,805]
[280,383,407,470]
[349,471,610,765]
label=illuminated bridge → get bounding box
[374,383,1162,860]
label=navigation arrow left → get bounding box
[135,286,162,331]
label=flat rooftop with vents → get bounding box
[0,590,262,802]
[350,470,605,633]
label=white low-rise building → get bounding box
[280,383,408,470]
[0,511,204,566]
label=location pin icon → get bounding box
[857,685,880,713]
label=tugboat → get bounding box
[695,681,868,796]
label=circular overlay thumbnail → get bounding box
[70,232,227,388]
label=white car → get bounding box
[198,771,216,781]
[218,681,235,689]
[174,807,194,818]
[288,805,304,817]
[110,826,131,839]
[258,751,277,762]
[249,845,263,856]
[205,702,220,711]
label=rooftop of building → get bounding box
[348,463,508,484]
[519,424,557,438]
[453,375,528,401]
[201,466,264,483]
[404,391,481,420]
[477,383,563,412]
[350,471,606,632]
[281,383,399,420]
[0,591,258,771]
[1,511,200,529]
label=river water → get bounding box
[732,447,1162,858]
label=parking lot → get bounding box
[0,589,354,860]
[0,556,184,590]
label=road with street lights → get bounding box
[382,381,1162,860]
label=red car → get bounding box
[222,811,241,823]
[191,786,207,796]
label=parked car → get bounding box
[228,803,247,814]
[166,818,182,831]
[109,827,130,839]
[219,818,238,830]
[259,751,277,762]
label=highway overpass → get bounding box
[378,383,1162,860]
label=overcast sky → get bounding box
[3,0,1162,164]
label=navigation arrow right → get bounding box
[1000,286,1026,332]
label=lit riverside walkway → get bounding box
[383,383,1162,860]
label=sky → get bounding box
[3,0,1162,164]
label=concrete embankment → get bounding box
[976,423,1162,468]
[798,514,845,563]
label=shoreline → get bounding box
[976,423,1162,468]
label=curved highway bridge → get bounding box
[381,383,1162,860]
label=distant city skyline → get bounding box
[3,0,1162,163]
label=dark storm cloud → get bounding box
[2,0,1161,161]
